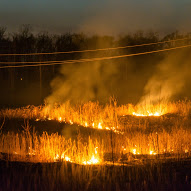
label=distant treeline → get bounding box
[1,25,191,54]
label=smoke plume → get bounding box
[138,49,191,105]
[46,60,118,104]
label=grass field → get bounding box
[0,99,191,190]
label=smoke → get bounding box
[46,60,118,104]
[138,49,191,105]
[46,48,191,106]
[78,1,191,36]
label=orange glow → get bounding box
[98,123,102,129]
[61,154,71,162]
[83,155,99,165]
[132,111,161,117]
[150,150,157,155]
[1,99,191,165]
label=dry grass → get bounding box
[0,98,191,164]
[0,123,190,164]
[1,98,191,131]
[0,129,102,164]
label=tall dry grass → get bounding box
[0,98,191,163]
[1,99,191,131]
[0,124,190,163]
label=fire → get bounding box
[58,117,62,122]
[131,147,140,155]
[69,120,73,124]
[132,111,161,117]
[54,154,60,161]
[150,150,157,155]
[55,153,72,162]
[83,155,99,165]
[130,147,157,155]
[65,156,71,161]
[61,154,71,162]
[132,149,136,155]
[185,149,189,153]
[52,146,100,165]
[98,123,102,129]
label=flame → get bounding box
[130,147,158,155]
[58,117,62,122]
[69,120,73,124]
[150,150,157,155]
[65,156,71,161]
[132,111,161,117]
[83,155,99,165]
[98,123,102,129]
[131,147,140,155]
[185,149,189,153]
[132,149,136,155]
[54,154,59,161]
[55,153,72,162]
[28,147,36,156]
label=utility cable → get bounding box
[0,43,191,69]
[0,37,190,56]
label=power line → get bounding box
[0,43,191,69]
[0,37,190,56]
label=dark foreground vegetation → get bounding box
[0,158,191,191]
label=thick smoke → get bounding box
[46,49,191,106]
[138,49,191,105]
[46,60,118,104]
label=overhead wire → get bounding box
[0,37,190,56]
[0,43,191,69]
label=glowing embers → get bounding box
[130,148,157,155]
[132,111,161,117]
[123,145,158,156]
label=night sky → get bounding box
[1,0,191,35]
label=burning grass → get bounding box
[0,99,191,190]
[1,98,191,131]
[0,129,102,164]
[0,120,190,164]
[0,98,191,165]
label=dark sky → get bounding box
[1,0,191,35]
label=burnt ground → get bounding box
[119,113,191,133]
[0,117,113,138]
[1,112,191,135]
